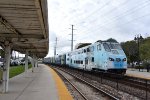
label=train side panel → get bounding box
[51,41,127,74]
[94,43,108,70]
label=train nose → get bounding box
[108,57,127,68]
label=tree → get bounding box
[140,38,150,61]
[106,38,118,43]
[121,41,138,63]
[121,37,150,63]
[0,49,4,58]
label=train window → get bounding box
[84,49,86,53]
[87,48,90,52]
[74,60,75,63]
[109,43,122,50]
[79,61,81,64]
[77,60,78,64]
[92,57,94,62]
[99,44,101,50]
[97,44,101,51]
[71,59,72,63]
[85,59,88,64]
[112,50,119,54]
[81,61,83,64]
[103,43,111,52]
[90,46,94,52]
[67,58,69,61]
[97,45,99,50]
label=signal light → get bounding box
[123,58,126,61]
[109,57,114,61]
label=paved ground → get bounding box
[126,68,150,79]
[2,64,149,100]
[0,64,72,100]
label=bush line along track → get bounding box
[52,67,119,100]
[51,65,150,100]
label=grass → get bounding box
[9,64,32,78]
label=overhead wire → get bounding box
[70,1,129,42]
[77,0,150,37]
[74,0,129,33]
[73,0,128,26]
[67,1,112,25]
[52,0,127,42]
[75,1,111,24]
[77,11,150,41]
[81,0,148,30]
[50,0,150,53]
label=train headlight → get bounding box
[109,57,114,61]
[123,58,126,61]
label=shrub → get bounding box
[135,65,144,69]
[143,61,150,69]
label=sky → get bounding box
[46,0,150,57]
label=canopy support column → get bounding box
[31,55,35,72]
[2,41,11,93]
[25,51,28,74]
[35,57,38,68]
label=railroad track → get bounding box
[52,67,120,100]
[53,68,88,100]
[52,65,150,100]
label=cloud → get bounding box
[46,0,150,57]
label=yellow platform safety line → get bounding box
[49,67,73,100]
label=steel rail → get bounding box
[53,68,88,100]
[54,67,119,100]
[61,66,150,99]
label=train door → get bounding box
[96,43,103,69]
[85,57,88,69]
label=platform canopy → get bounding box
[0,0,49,58]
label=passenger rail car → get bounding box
[46,40,127,74]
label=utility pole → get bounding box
[54,37,57,56]
[69,25,76,51]
[134,34,143,71]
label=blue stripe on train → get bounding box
[113,62,124,68]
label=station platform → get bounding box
[0,64,73,100]
[126,68,150,80]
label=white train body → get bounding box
[48,41,127,74]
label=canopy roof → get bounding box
[0,0,49,58]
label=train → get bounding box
[44,40,127,74]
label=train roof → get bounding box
[75,43,92,49]
[96,38,118,43]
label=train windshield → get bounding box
[103,43,122,52]
[103,43,111,52]
[109,43,122,50]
